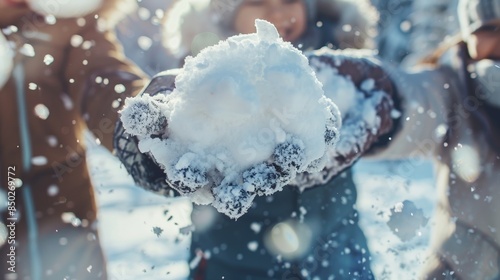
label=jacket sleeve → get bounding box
[369,65,453,160]
[64,19,149,151]
[293,48,401,187]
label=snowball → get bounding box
[0,33,13,89]
[121,20,341,219]
[28,0,103,18]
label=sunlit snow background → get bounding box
[87,135,436,280]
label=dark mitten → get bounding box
[295,48,400,187]
[113,70,179,194]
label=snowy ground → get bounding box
[87,143,192,280]
[87,142,436,280]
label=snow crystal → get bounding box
[70,35,84,47]
[29,83,38,91]
[47,184,59,196]
[250,223,262,234]
[138,36,153,51]
[114,84,126,94]
[31,156,48,166]
[120,20,341,219]
[34,104,50,120]
[248,241,259,252]
[43,54,54,65]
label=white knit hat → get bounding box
[458,0,500,40]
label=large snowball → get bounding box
[28,0,103,18]
[0,33,13,89]
[121,20,341,219]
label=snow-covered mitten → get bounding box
[0,32,13,89]
[294,48,401,188]
[114,71,178,194]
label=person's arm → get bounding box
[293,48,400,187]
[370,65,452,160]
[65,19,148,151]
[295,48,451,187]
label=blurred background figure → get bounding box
[115,0,177,76]
[371,0,459,67]
[402,0,459,67]
[0,0,147,279]
[371,0,415,64]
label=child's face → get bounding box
[468,23,500,60]
[233,0,307,42]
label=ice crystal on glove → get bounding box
[120,94,168,136]
[212,180,257,219]
[120,20,342,219]
[243,163,290,196]
[0,33,13,89]
[273,137,306,174]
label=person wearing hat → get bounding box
[0,0,147,279]
[297,0,500,278]
[114,0,380,279]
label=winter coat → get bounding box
[190,170,373,280]
[373,42,500,279]
[0,2,147,279]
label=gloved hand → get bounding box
[114,67,341,218]
[294,48,400,188]
[113,70,178,194]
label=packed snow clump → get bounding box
[0,33,13,89]
[120,20,341,219]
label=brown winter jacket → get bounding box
[373,43,500,279]
[0,2,147,279]
[0,3,147,182]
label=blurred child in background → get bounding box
[0,0,147,279]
